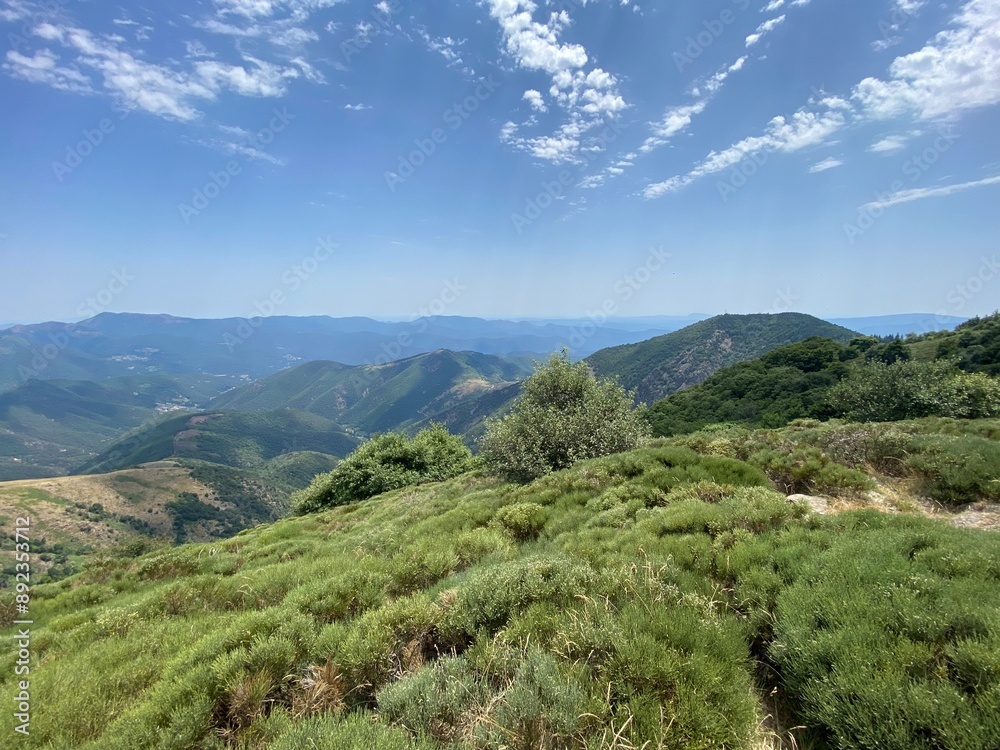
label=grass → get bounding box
[1,429,998,749]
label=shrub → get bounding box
[479,350,650,483]
[770,522,1000,750]
[748,444,873,495]
[491,502,548,541]
[905,434,1000,505]
[293,424,477,513]
[829,359,1000,422]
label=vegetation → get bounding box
[2,427,999,749]
[829,358,1000,422]
[648,315,1000,437]
[587,313,858,404]
[292,424,477,513]
[77,409,359,476]
[212,350,531,436]
[479,350,650,482]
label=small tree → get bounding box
[293,423,477,513]
[479,350,650,483]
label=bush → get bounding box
[770,522,1000,750]
[905,434,1000,505]
[479,350,650,483]
[829,359,1000,422]
[293,424,477,513]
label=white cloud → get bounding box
[809,156,844,172]
[13,23,305,120]
[488,0,628,162]
[868,133,911,152]
[343,102,369,110]
[640,55,749,153]
[862,174,1000,209]
[644,107,845,198]
[523,88,547,112]
[3,48,92,93]
[746,15,785,47]
[853,0,1000,120]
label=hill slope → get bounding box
[76,409,360,475]
[587,312,859,404]
[646,312,1000,436]
[212,349,530,435]
[0,374,231,481]
[2,429,998,749]
[0,462,293,581]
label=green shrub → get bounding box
[480,350,650,482]
[749,444,873,495]
[829,359,1000,422]
[905,434,1000,505]
[377,656,491,742]
[491,502,548,541]
[770,522,1000,750]
[293,424,477,513]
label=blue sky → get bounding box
[1,0,998,323]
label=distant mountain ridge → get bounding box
[0,312,689,392]
[587,313,860,404]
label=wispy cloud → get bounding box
[644,107,845,198]
[862,174,1000,210]
[809,156,843,173]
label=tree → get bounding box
[828,358,1000,422]
[479,350,650,483]
[293,423,477,513]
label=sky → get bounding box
[0,0,999,324]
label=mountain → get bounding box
[645,337,855,436]
[0,312,691,392]
[645,312,1000,436]
[212,349,531,436]
[76,409,360,475]
[587,313,860,404]
[828,313,966,337]
[0,374,236,481]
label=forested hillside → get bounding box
[587,313,858,404]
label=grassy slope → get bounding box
[2,426,998,749]
[587,313,858,404]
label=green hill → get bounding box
[0,374,232,481]
[587,313,859,404]
[647,313,1000,437]
[213,350,530,436]
[2,421,999,749]
[76,410,360,475]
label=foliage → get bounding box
[3,422,1000,749]
[646,337,853,435]
[479,350,650,482]
[829,358,1000,422]
[587,312,858,405]
[293,424,477,513]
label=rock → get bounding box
[787,494,830,515]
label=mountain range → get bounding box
[1,311,967,484]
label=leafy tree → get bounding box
[479,350,650,482]
[828,358,1000,422]
[293,423,477,513]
